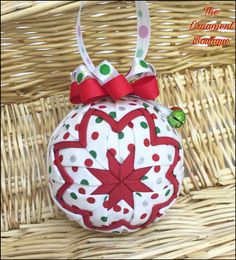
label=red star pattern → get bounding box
[88,147,152,209]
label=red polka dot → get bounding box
[71,113,77,118]
[152,154,160,162]
[144,138,150,147]
[92,132,99,140]
[72,166,78,172]
[140,213,147,219]
[124,208,129,214]
[75,124,80,131]
[99,105,106,109]
[113,205,121,212]
[63,132,70,140]
[164,185,168,189]
[151,193,159,199]
[128,144,135,151]
[103,201,109,208]
[129,103,137,106]
[152,113,157,119]
[85,159,93,167]
[128,122,134,128]
[87,197,95,204]
[154,166,161,172]
[109,148,116,156]
[78,188,86,194]
[59,155,63,162]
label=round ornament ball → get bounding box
[47,96,184,233]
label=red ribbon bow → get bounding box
[70,74,159,104]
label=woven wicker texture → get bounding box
[1,1,235,259]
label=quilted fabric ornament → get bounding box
[47,1,186,233]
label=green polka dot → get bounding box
[118,132,124,139]
[155,127,161,134]
[96,117,103,123]
[140,122,148,129]
[138,10,143,17]
[140,60,148,68]
[178,143,182,149]
[136,48,144,58]
[65,124,70,129]
[101,216,107,222]
[100,64,110,75]
[104,195,108,201]
[165,189,171,196]
[77,72,83,83]
[112,231,120,234]
[48,165,52,173]
[136,192,142,197]
[80,179,89,185]
[70,192,77,199]
[141,176,148,181]
[89,150,97,159]
[109,112,116,118]
[143,103,149,109]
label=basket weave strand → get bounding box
[1,1,235,259]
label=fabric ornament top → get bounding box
[47,0,186,234]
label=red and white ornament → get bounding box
[47,96,184,233]
[47,1,185,233]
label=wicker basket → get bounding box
[1,1,235,259]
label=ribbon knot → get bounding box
[70,60,159,105]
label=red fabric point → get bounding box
[109,148,117,156]
[85,159,93,167]
[59,155,63,162]
[128,144,135,151]
[63,132,70,140]
[87,197,95,204]
[140,213,147,219]
[129,103,137,106]
[151,193,159,199]
[103,201,109,209]
[124,208,129,214]
[152,113,157,119]
[144,138,150,147]
[91,132,99,140]
[78,188,86,194]
[71,113,77,118]
[128,122,134,128]
[72,166,78,172]
[99,105,107,109]
[154,166,161,172]
[75,124,80,131]
[152,154,160,162]
[113,205,121,212]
